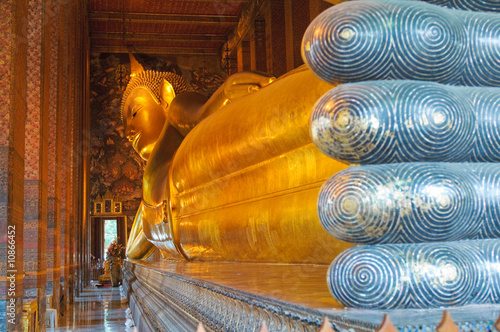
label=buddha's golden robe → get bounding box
[129,66,352,263]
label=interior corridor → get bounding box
[53,285,136,332]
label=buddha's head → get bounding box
[121,70,191,160]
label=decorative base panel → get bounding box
[327,305,500,331]
[123,260,500,331]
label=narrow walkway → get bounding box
[53,285,137,332]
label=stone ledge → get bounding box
[122,260,376,332]
[122,260,500,331]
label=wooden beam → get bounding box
[90,11,238,24]
[149,0,243,2]
[90,45,221,55]
[166,0,241,1]
[90,32,227,43]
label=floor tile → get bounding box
[52,285,137,332]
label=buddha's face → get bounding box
[123,87,167,160]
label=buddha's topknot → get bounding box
[120,70,192,120]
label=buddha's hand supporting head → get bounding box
[222,71,275,102]
[121,70,191,160]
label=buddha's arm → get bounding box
[127,123,182,260]
[125,205,155,259]
[143,122,184,205]
[149,72,276,188]
[169,72,276,137]
[201,71,275,117]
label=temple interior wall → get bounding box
[1,0,90,331]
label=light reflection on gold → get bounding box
[128,259,343,309]
[170,67,351,263]
[124,63,352,263]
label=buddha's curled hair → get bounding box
[121,70,192,120]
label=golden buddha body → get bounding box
[123,62,351,263]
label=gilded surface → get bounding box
[123,61,351,263]
[170,68,350,262]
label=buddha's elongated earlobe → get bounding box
[159,79,176,109]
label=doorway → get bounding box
[90,216,127,280]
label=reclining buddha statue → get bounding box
[123,56,351,264]
[124,0,500,315]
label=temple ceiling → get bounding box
[89,0,250,55]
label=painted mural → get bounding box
[90,53,225,217]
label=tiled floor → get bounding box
[53,285,138,332]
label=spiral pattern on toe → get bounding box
[477,164,500,239]
[317,163,500,244]
[403,164,480,242]
[318,165,398,243]
[302,1,392,82]
[328,245,408,308]
[471,88,500,161]
[310,81,395,164]
[302,1,500,86]
[392,3,464,82]
[484,240,500,302]
[420,0,500,12]
[397,83,472,161]
[465,14,500,86]
[408,242,483,308]
[328,239,500,309]
[310,81,500,163]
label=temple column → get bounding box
[259,0,332,75]
[77,16,90,298]
[1,1,87,328]
[67,0,76,304]
[23,0,50,331]
[250,17,267,72]
[0,0,28,331]
[264,0,287,77]
[73,0,84,296]
[237,40,252,72]
[284,0,294,71]
[58,0,71,318]
[309,0,322,21]
[222,0,329,75]
[45,0,61,315]
[289,0,310,68]
[79,0,91,291]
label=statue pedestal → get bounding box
[123,260,500,331]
